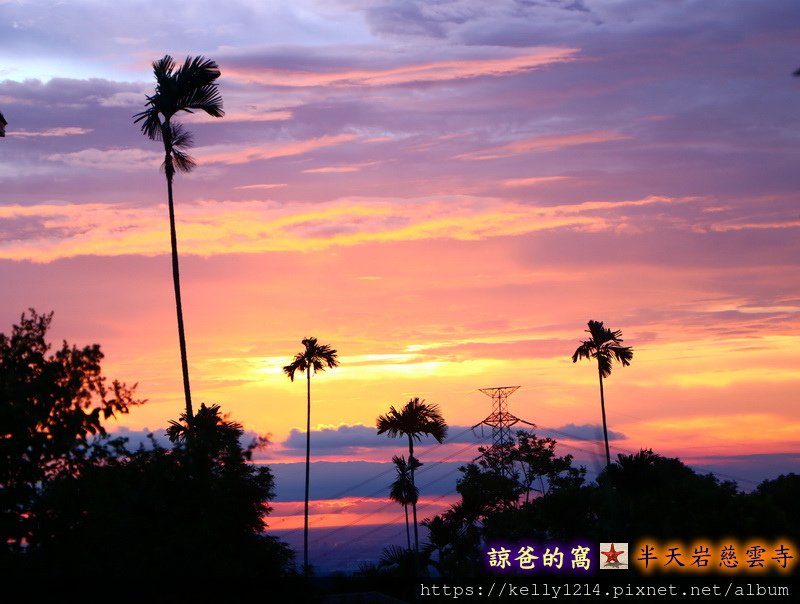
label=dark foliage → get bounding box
[0,309,142,550]
[0,310,292,588]
[25,428,293,583]
[422,433,797,579]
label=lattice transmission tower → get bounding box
[472,386,535,477]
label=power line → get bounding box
[270,418,764,543]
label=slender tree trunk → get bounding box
[304,366,311,574]
[407,435,419,553]
[598,364,611,467]
[407,435,422,576]
[166,168,193,422]
[404,504,411,551]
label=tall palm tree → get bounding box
[377,398,447,554]
[283,337,339,573]
[572,320,633,467]
[134,55,224,423]
[389,455,421,551]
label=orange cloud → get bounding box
[458,130,631,161]
[635,414,800,446]
[502,176,571,187]
[194,133,359,165]
[226,48,578,88]
[0,194,693,263]
[709,220,800,232]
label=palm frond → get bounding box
[571,341,594,363]
[170,147,196,174]
[167,123,196,173]
[376,406,402,437]
[169,122,194,150]
[587,319,612,345]
[166,418,188,443]
[174,56,224,117]
[596,351,614,378]
[134,54,224,152]
[284,337,339,381]
[283,356,306,381]
[609,344,633,366]
[376,398,448,443]
[152,55,177,82]
[133,103,163,140]
[177,84,224,117]
[177,56,222,89]
[378,544,412,568]
[572,320,634,377]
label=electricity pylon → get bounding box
[472,386,535,477]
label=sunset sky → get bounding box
[2,0,799,570]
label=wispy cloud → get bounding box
[194,133,359,165]
[233,183,288,190]
[0,194,693,262]
[458,131,631,161]
[708,220,800,233]
[303,161,382,174]
[502,176,570,187]
[8,126,93,138]
[47,147,161,170]
[225,47,577,88]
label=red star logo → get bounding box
[601,543,625,564]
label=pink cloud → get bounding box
[182,109,293,123]
[709,220,800,232]
[457,130,631,160]
[502,176,571,187]
[303,161,382,174]
[194,133,359,165]
[225,47,578,88]
[233,183,288,190]
[0,194,693,263]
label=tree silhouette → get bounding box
[477,430,584,503]
[572,320,633,467]
[596,449,741,539]
[0,111,6,137]
[0,309,141,549]
[283,337,339,573]
[166,402,252,479]
[377,398,447,555]
[26,406,293,586]
[134,55,224,423]
[0,311,296,589]
[421,513,460,572]
[389,454,421,551]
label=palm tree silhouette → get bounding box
[389,454,421,551]
[283,337,339,573]
[377,398,447,554]
[572,320,633,467]
[166,402,243,468]
[134,55,224,423]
